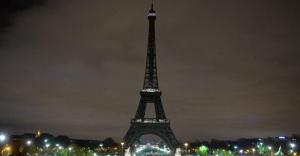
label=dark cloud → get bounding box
[0,0,299,141]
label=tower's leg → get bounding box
[134,99,146,119]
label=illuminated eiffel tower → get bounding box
[124,3,179,151]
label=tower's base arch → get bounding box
[124,120,179,152]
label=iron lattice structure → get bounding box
[124,4,179,151]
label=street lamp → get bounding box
[268,146,272,150]
[252,148,256,155]
[26,140,32,146]
[67,147,72,156]
[121,142,125,156]
[184,142,188,155]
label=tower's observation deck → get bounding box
[131,118,170,123]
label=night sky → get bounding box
[0,0,300,141]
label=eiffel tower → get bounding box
[124,3,179,151]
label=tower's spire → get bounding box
[151,0,154,11]
[142,2,159,91]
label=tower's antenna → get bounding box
[151,0,154,10]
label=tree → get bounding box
[196,145,209,156]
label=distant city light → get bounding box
[26,140,32,145]
[4,146,11,151]
[239,149,243,154]
[0,134,6,143]
[268,146,272,150]
[293,152,297,156]
[36,131,41,137]
[278,136,286,139]
[2,133,299,156]
[290,143,296,149]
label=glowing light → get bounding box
[239,149,243,154]
[234,146,238,149]
[278,136,286,139]
[68,147,72,151]
[44,139,48,143]
[293,152,297,156]
[148,13,156,17]
[4,146,11,151]
[45,144,50,148]
[184,142,189,147]
[252,148,256,152]
[36,131,41,137]
[26,140,32,145]
[290,143,296,149]
[134,145,171,154]
[268,146,272,150]
[141,88,160,92]
[0,134,6,142]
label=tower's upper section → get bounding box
[148,3,156,18]
[142,3,159,93]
